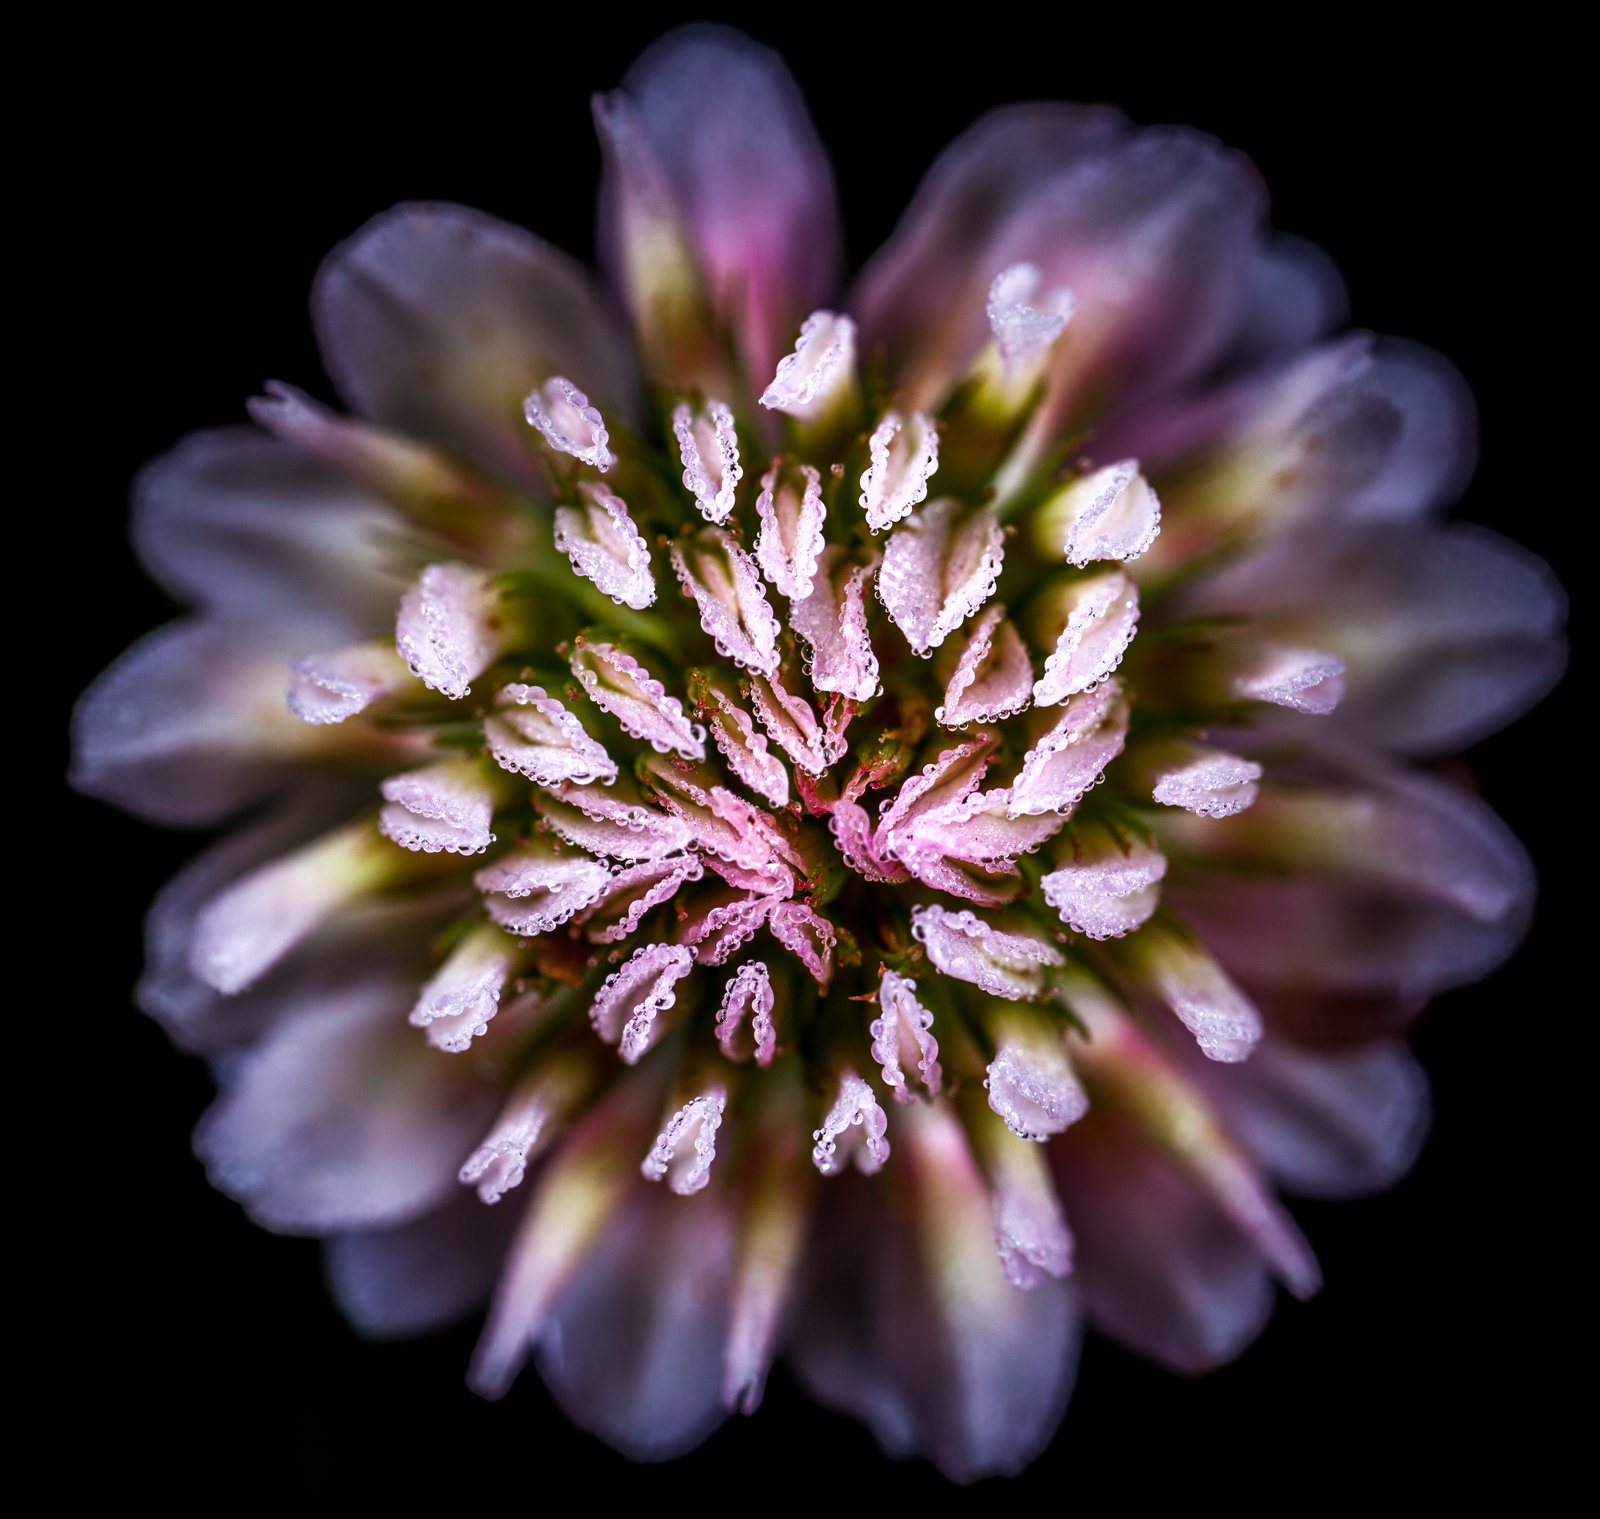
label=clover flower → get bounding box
[73,23,1566,1480]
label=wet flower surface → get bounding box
[73,24,1566,1480]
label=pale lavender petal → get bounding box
[484,683,618,787]
[379,757,497,855]
[702,684,790,809]
[474,840,613,937]
[859,411,940,535]
[788,544,881,702]
[670,528,782,676]
[1033,460,1162,567]
[828,800,911,884]
[1008,681,1129,817]
[812,1069,890,1177]
[755,458,826,599]
[1141,740,1263,818]
[748,669,846,776]
[1030,569,1139,706]
[986,1022,1088,1141]
[524,376,615,471]
[553,482,655,610]
[194,979,496,1233]
[288,641,414,725]
[987,261,1075,370]
[539,786,691,864]
[395,563,504,700]
[642,1085,728,1195]
[1223,232,1349,370]
[570,640,706,760]
[573,855,705,944]
[910,905,1063,1000]
[760,310,856,420]
[936,605,1034,728]
[869,969,941,1104]
[715,961,777,1066]
[608,23,841,392]
[313,202,634,487]
[459,1050,597,1204]
[407,923,518,1053]
[1108,919,1263,1063]
[879,498,1004,656]
[673,399,743,524]
[590,943,696,1060]
[769,901,838,989]
[1041,826,1166,940]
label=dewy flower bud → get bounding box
[523,376,616,471]
[879,497,1005,656]
[474,838,613,936]
[811,1068,890,1176]
[788,544,880,701]
[984,1004,1089,1142]
[755,457,826,599]
[1040,817,1167,940]
[936,604,1034,728]
[760,309,857,424]
[671,527,782,676]
[483,682,618,788]
[569,638,706,760]
[715,960,777,1065]
[459,1043,601,1203]
[987,262,1075,375]
[538,781,692,864]
[642,1069,729,1196]
[1101,913,1263,1063]
[1029,460,1162,568]
[589,942,697,1063]
[189,819,418,995]
[395,562,513,700]
[1122,738,1263,818]
[963,1092,1075,1289]
[1007,680,1129,818]
[408,920,524,1052]
[379,755,506,855]
[673,399,743,525]
[553,481,656,610]
[859,410,940,534]
[911,905,1064,1001]
[1028,569,1140,705]
[869,968,942,1103]
[287,640,415,725]
[692,670,791,809]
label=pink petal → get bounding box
[879,497,1004,657]
[380,758,498,855]
[539,784,691,863]
[747,669,846,776]
[935,604,1033,727]
[1107,919,1263,1063]
[1041,828,1166,940]
[589,943,696,1061]
[788,544,881,703]
[760,310,856,420]
[1032,460,1161,567]
[755,458,826,599]
[288,641,413,725]
[524,376,615,471]
[670,528,782,676]
[672,399,743,524]
[573,855,705,944]
[459,1051,595,1203]
[768,900,837,988]
[395,562,504,700]
[474,841,613,937]
[570,640,706,759]
[1030,569,1139,706]
[859,410,940,535]
[870,969,942,1103]
[812,1070,890,1176]
[1230,642,1345,714]
[701,682,791,809]
[715,961,777,1066]
[986,1025,1088,1142]
[642,1085,728,1195]
[676,884,779,966]
[1008,680,1130,817]
[986,262,1075,371]
[553,482,655,609]
[484,683,618,787]
[828,800,911,884]
[910,905,1063,1000]
[1140,741,1263,818]
[312,202,635,488]
[407,923,517,1053]
[604,24,841,396]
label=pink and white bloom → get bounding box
[75,22,1561,1483]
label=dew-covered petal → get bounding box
[879,497,1004,657]
[760,310,856,421]
[539,785,692,863]
[812,1069,890,1177]
[936,605,1033,728]
[553,482,655,609]
[484,682,618,787]
[194,979,496,1233]
[1008,680,1129,817]
[395,562,507,700]
[985,1008,1088,1141]
[827,799,911,884]
[677,884,780,967]
[288,640,415,725]
[910,905,1063,1000]
[642,1083,728,1196]
[313,202,635,488]
[460,1048,599,1203]
[1040,820,1166,940]
[325,1185,526,1337]
[986,261,1075,372]
[715,961,777,1066]
[859,411,940,535]
[570,640,706,759]
[870,969,942,1103]
[380,757,499,855]
[590,943,696,1062]
[671,528,782,676]
[1030,460,1162,567]
[700,680,790,809]
[1130,739,1263,818]
[769,901,837,989]
[789,544,881,702]
[966,1099,1076,1288]
[755,458,826,599]
[747,669,845,776]
[524,376,615,471]
[673,399,743,525]
[407,921,519,1053]
[607,24,842,395]
[1029,569,1139,706]
[475,839,613,937]
[1104,917,1263,1063]
[850,102,1127,404]
[573,854,705,944]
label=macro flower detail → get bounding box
[75,22,1564,1484]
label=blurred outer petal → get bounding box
[313,203,636,489]
[1188,522,1567,754]
[194,980,497,1234]
[325,1185,527,1337]
[71,619,339,826]
[536,1178,733,1461]
[1051,1104,1274,1373]
[851,103,1128,399]
[1188,1035,1432,1199]
[609,24,841,391]
[1220,232,1349,371]
[131,428,410,635]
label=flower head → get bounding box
[75,23,1564,1481]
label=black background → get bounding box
[39,10,1576,1499]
